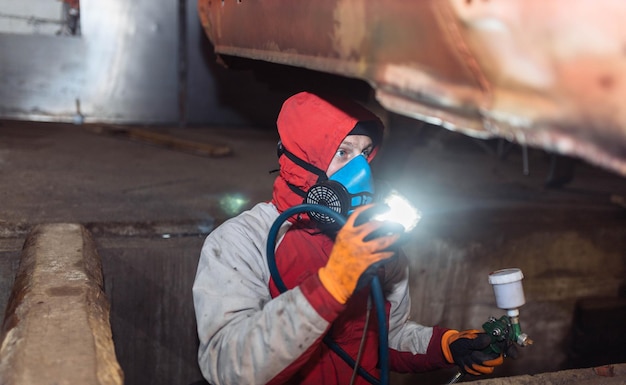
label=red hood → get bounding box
[271,92,384,213]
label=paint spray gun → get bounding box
[483,268,533,354]
[448,268,533,384]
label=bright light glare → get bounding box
[374,191,422,232]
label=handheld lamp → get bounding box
[374,189,422,232]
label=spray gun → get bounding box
[484,268,533,353]
[448,268,532,384]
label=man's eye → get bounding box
[335,149,346,157]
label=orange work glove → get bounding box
[318,204,402,304]
[441,329,504,375]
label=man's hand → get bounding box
[318,204,401,304]
[441,329,505,375]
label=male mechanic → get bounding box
[193,91,506,384]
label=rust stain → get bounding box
[332,0,367,61]
[593,364,615,377]
[598,74,615,90]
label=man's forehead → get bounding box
[341,134,373,147]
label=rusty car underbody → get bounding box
[198,0,626,177]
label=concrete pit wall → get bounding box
[93,226,206,385]
[0,240,21,332]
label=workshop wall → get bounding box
[0,0,284,126]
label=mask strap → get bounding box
[278,143,336,199]
[281,146,328,181]
[286,181,307,198]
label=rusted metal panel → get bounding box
[198,0,626,177]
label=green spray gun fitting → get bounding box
[482,314,533,355]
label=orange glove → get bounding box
[441,329,504,375]
[318,204,401,304]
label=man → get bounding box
[193,91,506,385]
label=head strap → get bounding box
[280,144,328,178]
[277,142,330,198]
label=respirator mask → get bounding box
[305,154,374,224]
[278,140,421,232]
[305,155,422,234]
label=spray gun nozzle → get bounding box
[517,333,533,347]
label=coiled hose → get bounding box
[266,204,389,385]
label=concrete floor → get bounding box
[1,119,625,385]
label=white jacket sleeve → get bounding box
[384,253,435,354]
[192,203,332,385]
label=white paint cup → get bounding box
[488,268,525,314]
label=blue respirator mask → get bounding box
[305,154,375,225]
